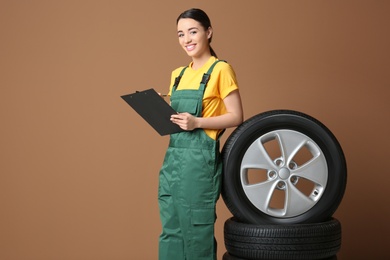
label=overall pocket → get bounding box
[171,98,200,116]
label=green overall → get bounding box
[158,61,224,260]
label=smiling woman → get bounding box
[157,8,243,260]
[177,19,213,66]
[176,8,217,64]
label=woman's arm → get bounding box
[170,90,243,131]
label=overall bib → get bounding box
[158,61,224,260]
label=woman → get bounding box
[158,8,243,260]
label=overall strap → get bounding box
[200,60,227,141]
[172,66,188,92]
[199,60,226,93]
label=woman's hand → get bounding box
[170,113,199,131]
[170,90,243,131]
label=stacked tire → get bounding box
[221,110,347,260]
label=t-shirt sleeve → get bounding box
[218,63,239,99]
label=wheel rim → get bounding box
[240,129,328,218]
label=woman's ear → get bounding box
[207,27,213,39]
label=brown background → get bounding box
[1,0,389,259]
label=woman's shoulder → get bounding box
[171,65,189,76]
[213,59,235,74]
[215,59,231,68]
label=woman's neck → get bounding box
[191,53,212,70]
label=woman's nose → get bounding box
[184,35,191,43]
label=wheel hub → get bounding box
[278,167,290,180]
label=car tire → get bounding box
[222,252,338,260]
[224,217,341,260]
[221,110,347,224]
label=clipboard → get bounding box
[121,88,183,136]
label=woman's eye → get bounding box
[190,30,197,35]
[178,33,184,38]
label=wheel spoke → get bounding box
[243,180,277,212]
[284,183,315,216]
[242,139,275,170]
[293,155,328,186]
[277,131,307,163]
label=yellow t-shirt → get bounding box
[168,56,239,140]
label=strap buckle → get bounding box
[174,76,182,87]
[201,73,210,85]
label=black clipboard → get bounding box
[121,88,183,136]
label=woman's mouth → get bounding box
[185,44,196,51]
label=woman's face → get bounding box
[177,18,212,59]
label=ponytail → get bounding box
[210,46,217,58]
